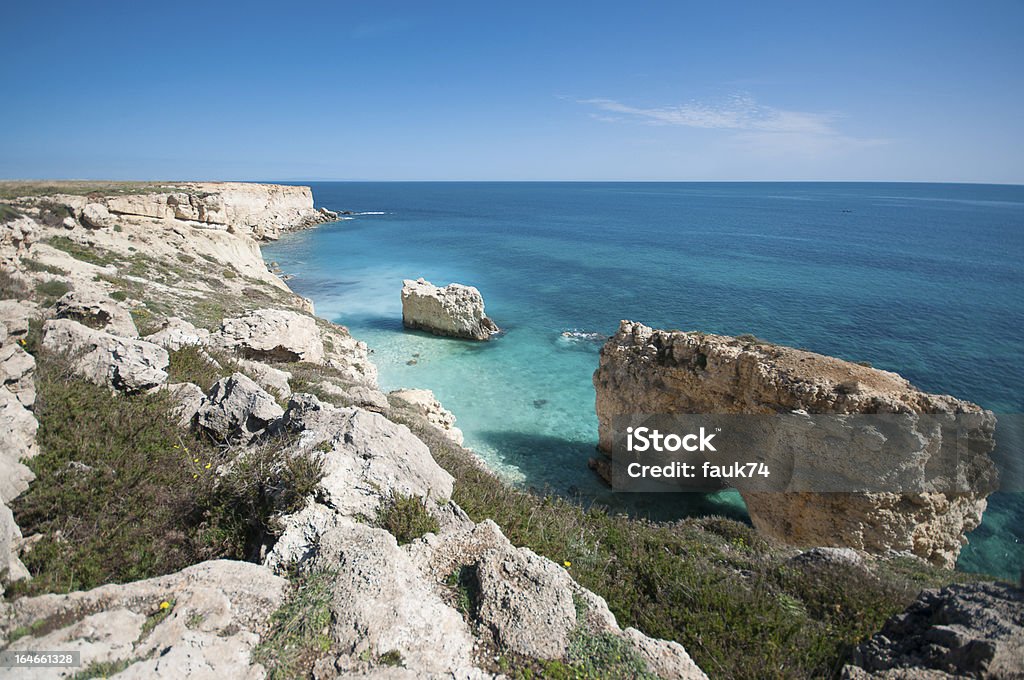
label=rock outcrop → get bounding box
[0,560,287,677]
[593,320,996,568]
[196,373,284,444]
[54,289,138,338]
[42,318,169,394]
[215,308,325,364]
[843,582,1024,679]
[389,388,464,445]
[401,278,499,341]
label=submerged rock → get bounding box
[593,320,997,568]
[401,278,499,341]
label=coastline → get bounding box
[0,181,1018,679]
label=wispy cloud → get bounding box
[577,94,886,155]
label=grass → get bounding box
[253,569,336,680]
[71,659,134,680]
[7,351,321,597]
[166,345,240,391]
[388,401,976,680]
[0,268,31,299]
[45,235,119,267]
[35,279,71,302]
[0,180,182,201]
[22,258,67,275]
[375,493,439,545]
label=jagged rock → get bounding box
[593,320,996,568]
[279,397,453,519]
[0,388,36,502]
[54,288,138,338]
[843,582,1024,679]
[41,319,168,394]
[143,316,211,351]
[620,627,708,680]
[196,372,283,443]
[1,500,29,594]
[319,321,379,387]
[80,202,116,229]
[0,299,35,340]
[389,388,464,445]
[476,544,578,659]
[215,308,324,363]
[167,382,206,428]
[315,380,388,410]
[401,278,499,341]
[236,358,291,398]
[0,341,35,407]
[0,560,287,677]
[0,216,36,264]
[306,520,480,677]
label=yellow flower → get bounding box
[193,458,199,463]
[192,473,198,479]
[563,561,571,568]
[159,601,171,610]
[204,463,211,469]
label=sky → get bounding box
[2,1,1022,182]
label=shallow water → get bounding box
[264,182,1024,579]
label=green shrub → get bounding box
[167,345,239,391]
[253,569,336,679]
[0,267,30,299]
[45,236,118,267]
[0,203,23,223]
[35,279,70,301]
[376,493,439,545]
[22,258,66,276]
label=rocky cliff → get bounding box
[0,185,704,679]
[593,320,997,568]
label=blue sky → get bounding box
[2,1,1022,182]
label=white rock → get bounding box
[0,388,36,502]
[215,308,324,363]
[166,382,206,428]
[401,278,499,341]
[42,319,168,393]
[80,202,115,229]
[54,288,138,338]
[236,358,291,398]
[143,316,211,351]
[389,388,464,445]
[196,372,283,443]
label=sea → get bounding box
[263,182,1024,580]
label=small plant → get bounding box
[140,599,175,639]
[223,269,237,279]
[35,279,71,301]
[446,564,481,619]
[0,203,24,223]
[253,569,336,679]
[378,650,404,667]
[376,493,439,545]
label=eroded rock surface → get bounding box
[401,278,499,341]
[843,582,1024,679]
[215,308,324,364]
[593,320,996,567]
[42,318,168,394]
[196,372,284,443]
[54,288,138,338]
[389,388,464,445]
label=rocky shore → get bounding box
[0,182,1018,679]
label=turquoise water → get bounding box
[264,182,1024,579]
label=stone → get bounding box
[41,319,169,394]
[315,380,388,410]
[401,278,499,341]
[54,288,139,338]
[0,388,37,502]
[142,316,210,350]
[279,398,453,519]
[236,358,291,398]
[215,308,324,363]
[593,320,997,568]
[389,388,464,445]
[0,342,35,407]
[475,544,578,659]
[166,382,206,428]
[843,582,1024,679]
[0,560,287,677]
[0,300,35,340]
[1,500,30,594]
[196,372,284,443]
[80,202,116,229]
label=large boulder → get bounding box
[215,309,324,363]
[843,582,1024,679]
[401,278,499,341]
[142,316,210,350]
[54,289,138,338]
[593,320,997,568]
[0,560,287,677]
[41,319,168,394]
[389,388,464,445]
[80,202,116,229]
[196,372,283,443]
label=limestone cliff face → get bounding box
[37,182,336,241]
[593,320,997,567]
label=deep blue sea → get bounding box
[263,182,1024,580]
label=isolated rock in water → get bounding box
[54,289,139,338]
[476,544,578,659]
[196,372,283,443]
[42,318,168,394]
[389,388,464,445]
[401,278,499,341]
[593,320,996,568]
[143,316,211,351]
[80,202,116,229]
[0,560,287,677]
[280,396,453,518]
[843,582,1024,679]
[215,308,324,363]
